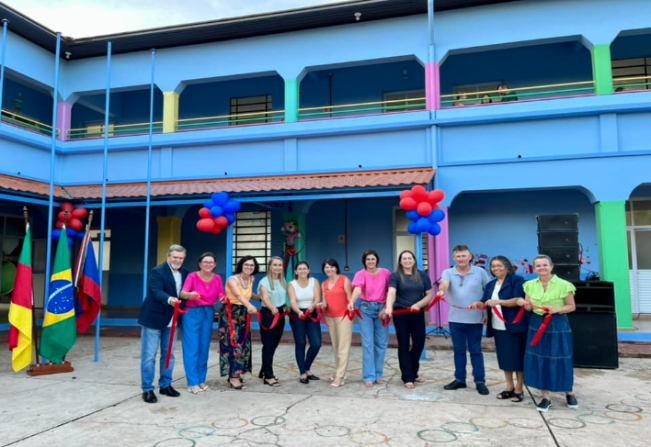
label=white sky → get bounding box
[3,0,351,38]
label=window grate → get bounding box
[229,95,273,125]
[232,211,271,272]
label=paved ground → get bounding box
[1,336,650,447]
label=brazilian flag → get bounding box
[39,228,77,362]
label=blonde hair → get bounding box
[265,256,286,291]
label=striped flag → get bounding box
[7,223,33,372]
[39,227,77,362]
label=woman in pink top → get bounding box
[180,252,225,394]
[349,249,391,387]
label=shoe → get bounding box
[415,377,425,384]
[306,374,320,381]
[142,391,157,403]
[228,377,243,390]
[404,382,415,389]
[497,390,514,400]
[159,386,180,397]
[364,381,374,388]
[511,392,524,403]
[566,394,579,409]
[188,386,204,395]
[329,378,345,388]
[476,384,489,395]
[299,376,309,384]
[199,383,210,391]
[537,398,552,412]
[263,378,281,387]
[444,380,467,391]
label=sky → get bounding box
[3,0,351,38]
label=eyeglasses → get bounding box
[200,261,215,265]
[243,263,255,268]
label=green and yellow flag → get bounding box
[39,228,77,362]
[8,224,33,372]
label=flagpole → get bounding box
[142,49,156,299]
[0,20,9,126]
[96,41,112,363]
[43,34,62,358]
[23,206,40,365]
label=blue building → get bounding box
[0,0,649,330]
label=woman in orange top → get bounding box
[321,258,353,388]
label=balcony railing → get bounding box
[614,75,651,93]
[67,122,164,139]
[1,109,56,136]
[298,97,426,120]
[175,110,285,132]
[440,80,596,108]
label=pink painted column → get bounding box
[428,205,449,324]
[56,101,72,141]
[425,62,440,111]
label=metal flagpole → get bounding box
[95,41,112,362]
[0,20,9,126]
[142,49,156,299]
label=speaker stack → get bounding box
[536,214,580,281]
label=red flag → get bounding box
[75,241,102,333]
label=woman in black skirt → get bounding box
[472,256,528,402]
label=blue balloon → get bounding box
[66,228,77,238]
[52,229,62,240]
[203,199,214,209]
[223,200,241,214]
[210,206,224,217]
[212,192,230,206]
[428,223,442,236]
[76,231,85,240]
[406,210,420,221]
[416,217,431,233]
[225,213,236,224]
[427,209,446,223]
[407,222,419,235]
[67,238,74,247]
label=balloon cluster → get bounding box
[196,192,241,235]
[399,186,446,236]
[52,202,88,245]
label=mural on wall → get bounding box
[281,212,306,284]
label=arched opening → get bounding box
[611,31,651,93]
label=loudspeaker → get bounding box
[537,214,579,231]
[538,231,579,247]
[542,247,581,265]
[537,214,580,281]
[553,264,581,281]
[568,311,619,369]
[573,281,615,311]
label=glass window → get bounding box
[632,200,651,226]
[635,230,651,270]
[393,208,428,271]
[90,229,111,271]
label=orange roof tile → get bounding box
[0,174,69,198]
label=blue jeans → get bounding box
[449,322,485,384]
[289,310,322,375]
[141,325,178,392]
[181,306,214,387]
[358,301,389,383]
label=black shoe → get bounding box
[142,391,157,403]
[476,383,489,395]
[306,374,320,381]
[159,385,180,397]
[258,369,264,379]
[566,394,579,409]
[537,398,552,413]
[299,376,309,384]
[444,380,467,390]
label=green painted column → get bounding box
[284,79,299,123]
[591,44,614,96]
[595,201,633,329]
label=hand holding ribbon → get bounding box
[165,301,188,369]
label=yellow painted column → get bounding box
[156,216,183,264]
[162,92,179,133]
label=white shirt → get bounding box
[291,278,315,309]
[491,283,506,331]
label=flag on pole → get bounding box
[8,224,33,372]
[75,240,102,333]
[39,227,77,362]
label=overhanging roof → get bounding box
[0,167,435,200]
[0,0,525,59]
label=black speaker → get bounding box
[537,214,579,231]
[573,281,615,311]
[568,311,619,369]
[553,264,581,281]
[542,247,581,265]
[537,214,580,281]
[538,231,579,247]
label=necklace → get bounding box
[238,274,251,289]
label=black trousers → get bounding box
[393,310,426,383]
[259,305,286,379]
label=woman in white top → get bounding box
[288,261,322,384]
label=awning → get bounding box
[0,167,434,200]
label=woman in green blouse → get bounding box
[517,254,578,413]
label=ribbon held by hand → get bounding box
[165,301,188,369]
[258,308,290,330]
[530,305,552,346]
[226,299,251,348]
[342,308,363,322]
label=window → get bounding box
[0,215,26,297]
[393,208,428,272]
[89,229,111,271]
[229,95,273,125]
[612,58,651,91]
[383,90,426,113]
[452,82,499,106]
[232,211,271,273]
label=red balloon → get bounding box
[399,190,413,200]
[210,226,222,235]
[72,208,88,219]
[197,218,215,232]
[417,202,433,216]
[61,202,74,212]
[55,221,64,230]
[198,207,211,218]
[57,211,66,221]
[69,218,83,231]
[399,197,418,211]
[426,190,445,205]
[214,216,228,228]
[411,185,428,202]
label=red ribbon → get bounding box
[342,308,363,322]
[529,305,552,346]
[258,308,289,330]
[491,306,526,325]
[226,299,251,348]
[383,295,447,327]
[165,301,188,369]
[307,307,329,327]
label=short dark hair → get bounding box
[362,249,380,268]
[452,245,470,254]
[294,261,311,279]
[198,252,216,267]
[234,256,260,275]
[322,258,341,274]
[489,256,515,276]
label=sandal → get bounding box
[365,381,374,388]
[415,377,425,384]
[228,376,244,390]
[497,390,514,400]
[329,379,345,388]
[188,386,205,395]
[263,378,281,387]
[199,383,210,391]
[511,392,524,403]
[404,382,415,389]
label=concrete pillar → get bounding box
[591,44,614,96]
[428,206,449,325]
[284,79,299,123]
[162,92,179,133]
[56,101,72,141]
[156,216,182,264]
[425,62,440,111]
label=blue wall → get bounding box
[71,89,163,129]
[611,34,651,60]
[2,77,53,124]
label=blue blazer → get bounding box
[481,274,528,336]
[138,262,190,330]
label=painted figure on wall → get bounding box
[281,213,306,284]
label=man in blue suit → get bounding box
[138,244,189,403]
